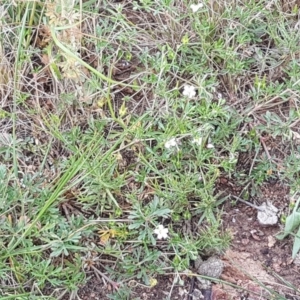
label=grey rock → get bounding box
[194,256,203,270]
[197,256,223,279]
[196,278,211,289]
[191,288,204,300]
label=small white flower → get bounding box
[191,137,202,146]
[190,3,204,13]
[292,131,300,141]
[154,224,169,240]
[206,137,214,149]
[182,85,196,99]
[165,137,178,149]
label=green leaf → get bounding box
[284,211,300,235]
[292,227,300,258]
[276,232,286,240]
[128,222,143,229]
[50,62,62,81]
[277,198,300,241]
[152,208,172,217]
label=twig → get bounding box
[112,138,154,154]
[231,195,264,211]
[259,136,271,160]
[91,265,120,291]
[248,123,272,161]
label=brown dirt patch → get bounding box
[219,182,300,299]
[76,274,191,300]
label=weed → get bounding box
[1,0,300,299]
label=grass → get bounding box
[1,0,300,299]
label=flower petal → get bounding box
[190,3,204,13]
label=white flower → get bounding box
[206,137,214,149]
[165,137,178,149]
[191,137,202,146]
[182,85,196,99]
[190,3,204,13]
[154,225,169,240]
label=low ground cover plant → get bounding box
[1,0,300,299]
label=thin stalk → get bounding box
[25,1,36,48]
[12,4,30,177]
[50,26,139,90]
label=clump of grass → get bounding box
[1,0,300,299]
